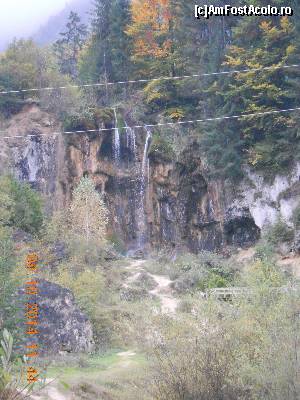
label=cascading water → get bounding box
[125,121,137,162]
[135,127,152,248]
[142,128,152,185]
[113,118,152,251]
[113,108,121,164]
[27,141,40,182]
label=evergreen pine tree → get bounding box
[79,0,131,84]
[201,13,299,178]
[54,11,87,79]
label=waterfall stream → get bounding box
[125,122,137,161]
[113,118,152,250]
[113,108,121,164]
[142,128,152,185]
[27,141,39,182]
[135,127,152,248]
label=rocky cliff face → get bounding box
[2,104,300,253]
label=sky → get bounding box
[0,0,68,49]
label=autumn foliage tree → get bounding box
[127,0,172,62]
[127,0,185,111]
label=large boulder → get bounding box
[19,279,94,354]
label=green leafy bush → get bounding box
[107,232,126,254]
[149,133,175,161]
[10,180,43,235]
[146,252,235,294]
[63,112,97,132]
[292,203,300,229]
[56,267,105,316]
[0,176,43,235]
[63,108,114,132]
[140,259,298,400]
[197,271,230,291]
[266,219,294,245]
[0,228,18,334]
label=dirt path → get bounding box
[30,258,176,399]
[149,273,178,313]
[125,259,178,314]
[30,379,71,400]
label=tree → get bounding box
[54,11,87,79]
[0,39,74,117]
[0,176,43,235]
[69,177,108,244]
[79,0,131,85]
[126,0,172,61]
[201,14,299,178]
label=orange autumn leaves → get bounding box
[126,0,172,59]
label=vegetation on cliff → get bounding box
[0,2,300,399]
[0,0,299,178]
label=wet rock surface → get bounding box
[4,105,300,254]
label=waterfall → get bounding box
[27,142,39,182]
[113,119,152,251]
[142,127,152,184]
[136,127,152,248]
[125,121,137,161]
[113,108,121,164]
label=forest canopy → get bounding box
[0,0,299,179]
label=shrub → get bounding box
[266,219,294,245]
[163,107,185,121]
[10,179,43,235]
[149,133,175,161]
[63,107,115,132]
[0,228,17,333]
[292,203,300,229]
[239,258,286,288]
[63,112,97,132]
[107,232,126,255]
[55,267,105,317]
[197,271,230,291]
[254,240,276,261]
[53,266,122,349]
[43,210,69,244]
[0,176,43,235]
[139,271,299,400]
[171,252,235,294]
[0,329,38,399]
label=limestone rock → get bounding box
[19,279,94,354]
[4,105,300,254]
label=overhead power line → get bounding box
[0,64,299,95]
[1,106,299,140]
